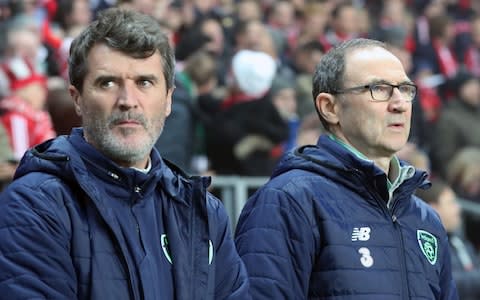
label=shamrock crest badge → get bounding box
[417,229,438,265]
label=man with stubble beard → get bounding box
[0,8,250,300]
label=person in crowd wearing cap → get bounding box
[0,56,56,161]
[429,70,480,179]
[235,38,458,299]
[0,8,250,299]
[416,178,480,300]
[223,49,278,109]
[205,49,289,176]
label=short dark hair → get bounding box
[68,8,175,93]
[311,38,385,130]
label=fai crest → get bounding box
[417,230,438,265]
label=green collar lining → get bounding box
[328,134,415,192]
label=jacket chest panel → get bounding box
[309,193,442,299]
[67,201,132,299]
[67,192,176,300]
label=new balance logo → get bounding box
[352,227,371,241]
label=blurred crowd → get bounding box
[1,0,480,244]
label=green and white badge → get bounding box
[417,230,438,265]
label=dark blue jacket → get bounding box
[235,135,458,299]
[0,128,250,300]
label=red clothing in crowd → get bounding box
[0,96,56,160]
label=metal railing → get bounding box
[210,176,268,229]
[211,176,480,231]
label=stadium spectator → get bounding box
[155,50,219,174]
[446,147,480,252]
[430,70,480,178]
[0,56,56,161]
[206,49,289,176]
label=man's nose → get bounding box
[117,82,139,108]
[388,88,411,112]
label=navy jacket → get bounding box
[0,128,250,300]
[235,135,458,299]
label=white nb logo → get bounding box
[351,227,371,241]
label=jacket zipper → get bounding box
[389,193,411,300]
[391,210,410,300]
[351,170,411,299]
[372,189,410,300]
[132,186,144,251]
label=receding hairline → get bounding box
[341,45,404,78]
[343,44,392,62]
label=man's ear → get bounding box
[69,85,82,116]
[165,87,174,117]
[315,92,339,125]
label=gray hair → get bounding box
[68,8,175,93]
[311,38,386,129]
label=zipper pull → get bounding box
[392,214,397,222]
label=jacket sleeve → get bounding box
[209,195,251,300]
[234,187,316,299]
[0,183,77,299]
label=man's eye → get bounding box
[138,80,153,88]
[371,84,390,93]
[400,85,416,95]
[100,81,115,88]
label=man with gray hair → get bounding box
[0,8,250,299]
[235,38,458,299]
